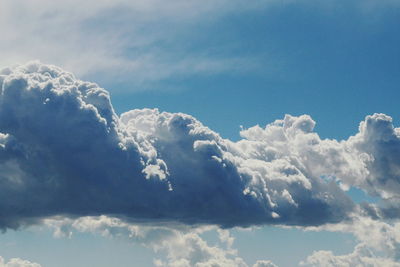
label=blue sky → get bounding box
[103,0,400,141]
[0,1,400,267]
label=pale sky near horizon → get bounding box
[0,1,399,266]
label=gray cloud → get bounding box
[0,62,399,230]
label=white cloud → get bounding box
[301,214,400,266]
[252,261,278,267]
[301,243,400,267]
[44,214,400,266]
[44,215,276,267]
[345,114,400,200]
[0,257,41,267]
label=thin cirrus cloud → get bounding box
[0,0,265,87]
[1,0,397,90]
[0,62,400,230]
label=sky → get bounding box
[0,1,399,266]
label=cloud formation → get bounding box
[0,256,41,267]
[0,62,399,231]
[301,216,400,266]
[45,215,276,267]
[301,244,400,267]
[0,0,264,87]
[45,214,400,267]
[1,0,396,89]
[346,114,400,199]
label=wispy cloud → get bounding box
[2,0,395,91]
[0,0,270,89]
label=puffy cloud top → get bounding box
[0,62,399,229]
[347,113,400,199]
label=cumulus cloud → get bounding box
[45,214,400,267]
[0,256,41,267]
[0,62,373,229]
[345,114,400,199]
[45,215,276,267]
[301,214,400,266]
[151,231,248,267]
[0,63,397,266]
[301,243,400,267]
[0,61,400,233]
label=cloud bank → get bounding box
[0,62,399,231]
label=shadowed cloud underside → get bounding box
[0,62,399,230]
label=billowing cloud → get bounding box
[345,114,400,199]
[0,62,362,229]
[0,62,399,231]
